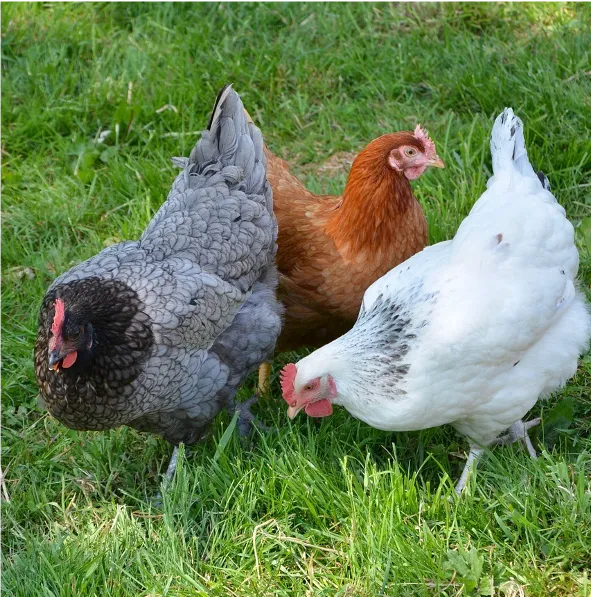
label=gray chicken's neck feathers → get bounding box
[35,277,154,421]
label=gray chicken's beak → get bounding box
[48,350,63,370]
[287,405,303,419]
[429,155,445,169]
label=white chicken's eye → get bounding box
[304,383,315,391]
[405,148,417,157]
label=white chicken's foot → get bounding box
[492,418,541,459]
[455,447,484,495]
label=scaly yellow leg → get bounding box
[258,361,272,394]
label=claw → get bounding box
[492,418,541,458]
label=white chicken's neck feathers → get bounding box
[348,285,438,391]
[298,284,438,404]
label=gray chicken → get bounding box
[34,86,283,477]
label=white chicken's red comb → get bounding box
[51,298,65,337]
[413,125,437,159]
[280,363,297,404]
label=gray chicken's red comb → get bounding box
[51,298,65,337]
[280,363,297,403]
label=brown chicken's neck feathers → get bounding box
[325,133,424,259]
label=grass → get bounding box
[2,2,591,596]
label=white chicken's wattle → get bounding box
[282,108,591,494]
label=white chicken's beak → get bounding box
[287,405,303,419]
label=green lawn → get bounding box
[2,3,591,596]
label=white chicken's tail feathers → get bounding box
[490,108,542,184]
[190,84,269,201]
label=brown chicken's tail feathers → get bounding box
[243,106,255,125]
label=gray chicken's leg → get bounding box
[152,444,187,507]
[232,394,271,437]
[492,418,541,459]
[164,445,181,481]
[455,446,484,495]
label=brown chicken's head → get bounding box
[385,125,444,180]
[47,297,94,371]
[280,363,338,419]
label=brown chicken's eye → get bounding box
[405,148,417,157]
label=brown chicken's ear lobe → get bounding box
[387,151,403,173]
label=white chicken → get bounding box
[280,108,591,494]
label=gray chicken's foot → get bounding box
[492,418,541,459]
[232,394,272,438]
[455,446,484,495]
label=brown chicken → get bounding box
[258,125,444,390]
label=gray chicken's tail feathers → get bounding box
[490,108,541,184]
[190,84,268,201]
[206,84,234,131]
[205,83,254,129]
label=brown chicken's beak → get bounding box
[429,155,445,169]
[287,405,303,419]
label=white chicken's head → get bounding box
[280,362,338,419]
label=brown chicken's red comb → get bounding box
[51,298,65,337]
[280,363,297,404]
[413,125,436,159]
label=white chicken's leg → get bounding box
[455,446,484,495]
[492,418,541,459]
